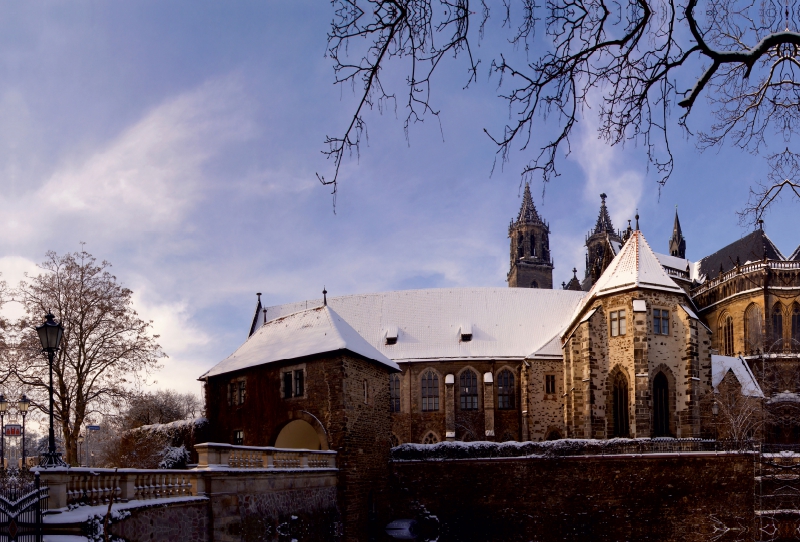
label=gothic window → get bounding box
[720,315,734,356]
[653,309,669,335]
[611,372,630,438]
[390,374,401,413]
[652,372,670,437]
[459,370,478,410]
[745,304,763,354]
[422,432,439,445]
[545,374,556,394]
[530,280,539,288]
[545,429,562,440]
[530,233,536,256]
[421,371,439,412]
[497,369,515,409]
[610,310,627,336]
[772,304,784,351]
[792,305,800,351]
[517,233,523,258]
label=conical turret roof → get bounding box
[515,183,543,225]
[593,193,615,235]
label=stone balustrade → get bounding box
[35,467,197,509]
[195,442,337,469]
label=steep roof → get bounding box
[592,193,617,236]
[697,229,784,280]
[248,294,263,338]
[564,268,582,291]
[712,355,764,398]
[249,288,585,363]
[514,183,544,226]
[202,305,400,379]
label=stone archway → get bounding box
[275,420,322,450]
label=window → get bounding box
[460,370,478,410]
[363,380,369,404]
[545,374,556,395]
[517,233,523,257]
[530,234,536,256]
[772,304,784,351]
[652,372,670,437]
[497,369,515,409]
[228,380,245,405]
[283,369,305,399]
[610,310,626,337]
[611,372,629,438]
[654,309,670,335]
[421,371,439,412]
[233,430,244,445]
[721,315,734,356]
[422,432,439,444]
[389,374,401,413]
[792,305,800,350]
[745,304,763,353]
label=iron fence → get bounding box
[0,472,48,542]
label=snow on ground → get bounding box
[44,496,208,524]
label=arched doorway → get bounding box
[652,372,670,437]
[612,372,630,437]
[275,419,322,450]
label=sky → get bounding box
[0,1,792,399]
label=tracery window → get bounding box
[530,234,536,256]
[652,372,670,437]
[497,369,515,410]
[422,432,439,445]
[720,315,734,356]
[611,372,630,438]
[792,305,800,351]
[772,304,784,352]
[459,370,478,410]
[389,374,401,413]
[745,304,763,354]
[421,371,439,412]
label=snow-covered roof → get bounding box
[251,288,586,364]
[654,252,702,282]
[712,355,764,398]
[768,390,800,404]
[202,305,400,379]
[528,334,563,359]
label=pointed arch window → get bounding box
[611,372,630,438]
[792,304,800,352]
[772,304,784,352]
[389,374,401,413]
[720,315,734,356]
[459,370,478,410]
[422,432,439,445]
[497,370,515,410]
[745,305,763,354]
[517,233,523,258]
[421,371,439,412]
[652,372,670,437]
[530,233,536,257]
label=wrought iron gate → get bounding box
[0,472,48,542]
[756,444,800,541]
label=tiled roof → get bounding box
[250,288,586,363]
[201,305,400,379]
[697,229,784,279]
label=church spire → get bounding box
[669,206,686,259]
[516,183,543,225]
[593,193,615,235]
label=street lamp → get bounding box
[77,434,84,466]
[36,312,66,468]
[17,395,29,470]
[0,394,7,471]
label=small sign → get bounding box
[87,425,101,431]
[4,425,21,436]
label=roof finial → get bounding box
[263,308,267,324]
[635,210,640,231]
[256,292,261,302]
[323,287,328,306]
[600,193,607,202]
[758,218,764,230]
[572,267,578,277]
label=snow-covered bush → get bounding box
[159,445,191,469]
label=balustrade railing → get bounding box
[195,443,337,470]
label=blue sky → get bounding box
[0,2,792,396]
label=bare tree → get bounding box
[324,0,800,220]
[120,390,201,431]
[14,250,165,466]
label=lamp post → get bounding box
[17,395,29,470]
[36,312,66,468]
[77,434,84,466]
[0,394,6,471]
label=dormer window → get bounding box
[385,325,398,345]
[460,323,473,342]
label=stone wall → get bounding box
[110,500,209,542]
[387,453,754,542]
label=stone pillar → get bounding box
[520,361,530,441]
[445,374,455,441]
[484,372,495,439]
[633,301,650,438]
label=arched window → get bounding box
[422,432,439,445]
[652,372,670,437]
[771,304,784,352]
[611,372,630,438]
[421,371,439,412]
[517,233,524,258]
[389,374,401,413]
[459,370,478,410]
[792,304,800,351]
[718,314,734,356]
[744,304,763,354]
[497,370,515,409]
[545,429,562,441]
[530,233,536,256]
[530,280,539,288]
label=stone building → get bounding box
[203,190,800,462]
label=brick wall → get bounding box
[388,453,754,541]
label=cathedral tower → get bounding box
[508,184,553,288]
[668,207,686,258]
[584,193,623,290]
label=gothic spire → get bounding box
[515,183,543,225]
[669,206,686,259]
[593,193,615,235]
